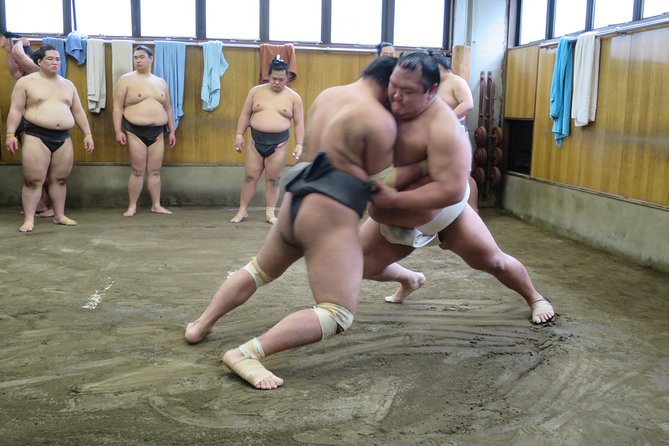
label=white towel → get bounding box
[111,40,133,89]
[571,32,600,127]
[86,39,106,113]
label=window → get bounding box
[394,0,445,48]
[269,0,321,43]
[74,0,131,37]
[141,0,196,38]
[331,0,383,45]
[594,0,634,29]
[519,0,548,44]
[643,0,669,18]
[5,0,63,34]
[554,0,587,37]
[207,0,259,40]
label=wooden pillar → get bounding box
[451,44,471,84]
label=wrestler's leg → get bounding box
[124,133,147,217]
[45,139,76,226]
[231,140,264,223]
[18,136,50,232]
[186,195,303,344]
[468,177,479,214]
[262,142,288,224]
[438,206,554,323]
[146,137,171,215]
[223,195,361,389]
[360,217,424,303]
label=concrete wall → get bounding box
[502,174,669,273]
[0,165,268,209]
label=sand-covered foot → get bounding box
[123,206,137,217]
[151,206,173,215]
[385,272,426,303]
[222,347,283,390]
[230,211,248,223]
[266,215,278,225]
[530,298,555,324]
[35,208,55,218]
[184,321,211,344]
[19,221,34,233]
[54,216,78,226]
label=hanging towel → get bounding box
[154,41,186,128]
[43,37,67,77]
[86,39,106,113]
[549,37,574,148]
[200,41,229,111]
[111,40,134,88]
[571,32,600,127]
[259,43,297,83]
[65,31,87,65]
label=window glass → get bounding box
[74,0,131,36]
[643,0,669,18]
[5,0,63,34]
[207,0,259,40]
[554,0,587,37]
[394,0,445,48]
[141,0,195,38]
[331,0,383,45]
[270,0,321,43]
[519,0,548,44]
[594,0,634,29]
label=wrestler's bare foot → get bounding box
[385,272,426,303]
[19,221,34,233]
[36,208,55,218]
[54,216,78,226]
[123,206,137,217]
[230,211,248,223]
[151,206,173,215]
[529,298,556,324]
[266,214,278,225]
[184,321,211,344]
[222,348,283,390]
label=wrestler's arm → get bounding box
[291,91,305,159]
[4,42,23,79]
[365,110,398,178]
[112,76,128,145]
[161,79,176,148]
[12,39,38,77]
[373,123,470,210]
[234,87,255,151]
[5,79,27,153]
[68,80,94,152]
[451,78,474,120]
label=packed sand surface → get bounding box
[1,208,667,445]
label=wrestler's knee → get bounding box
[242,257,275,289]
[312,302,354,340]
[473,253,507,275]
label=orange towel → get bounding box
[259,43,297,84]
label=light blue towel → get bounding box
[549,37,574,148]
[43,37,67,77]
[201,41,229,111]
[154,41,186,129]
[65,31,88,65]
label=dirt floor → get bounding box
[0,207,667,446]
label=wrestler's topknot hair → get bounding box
[134,45,153,57]
[432,53,452,71]
[268,56,289,76]
[397,51,440,92]
[31,44,57,64]
[361,56,398,87]
[375,41,394,56]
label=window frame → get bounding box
[0,0,454,52]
